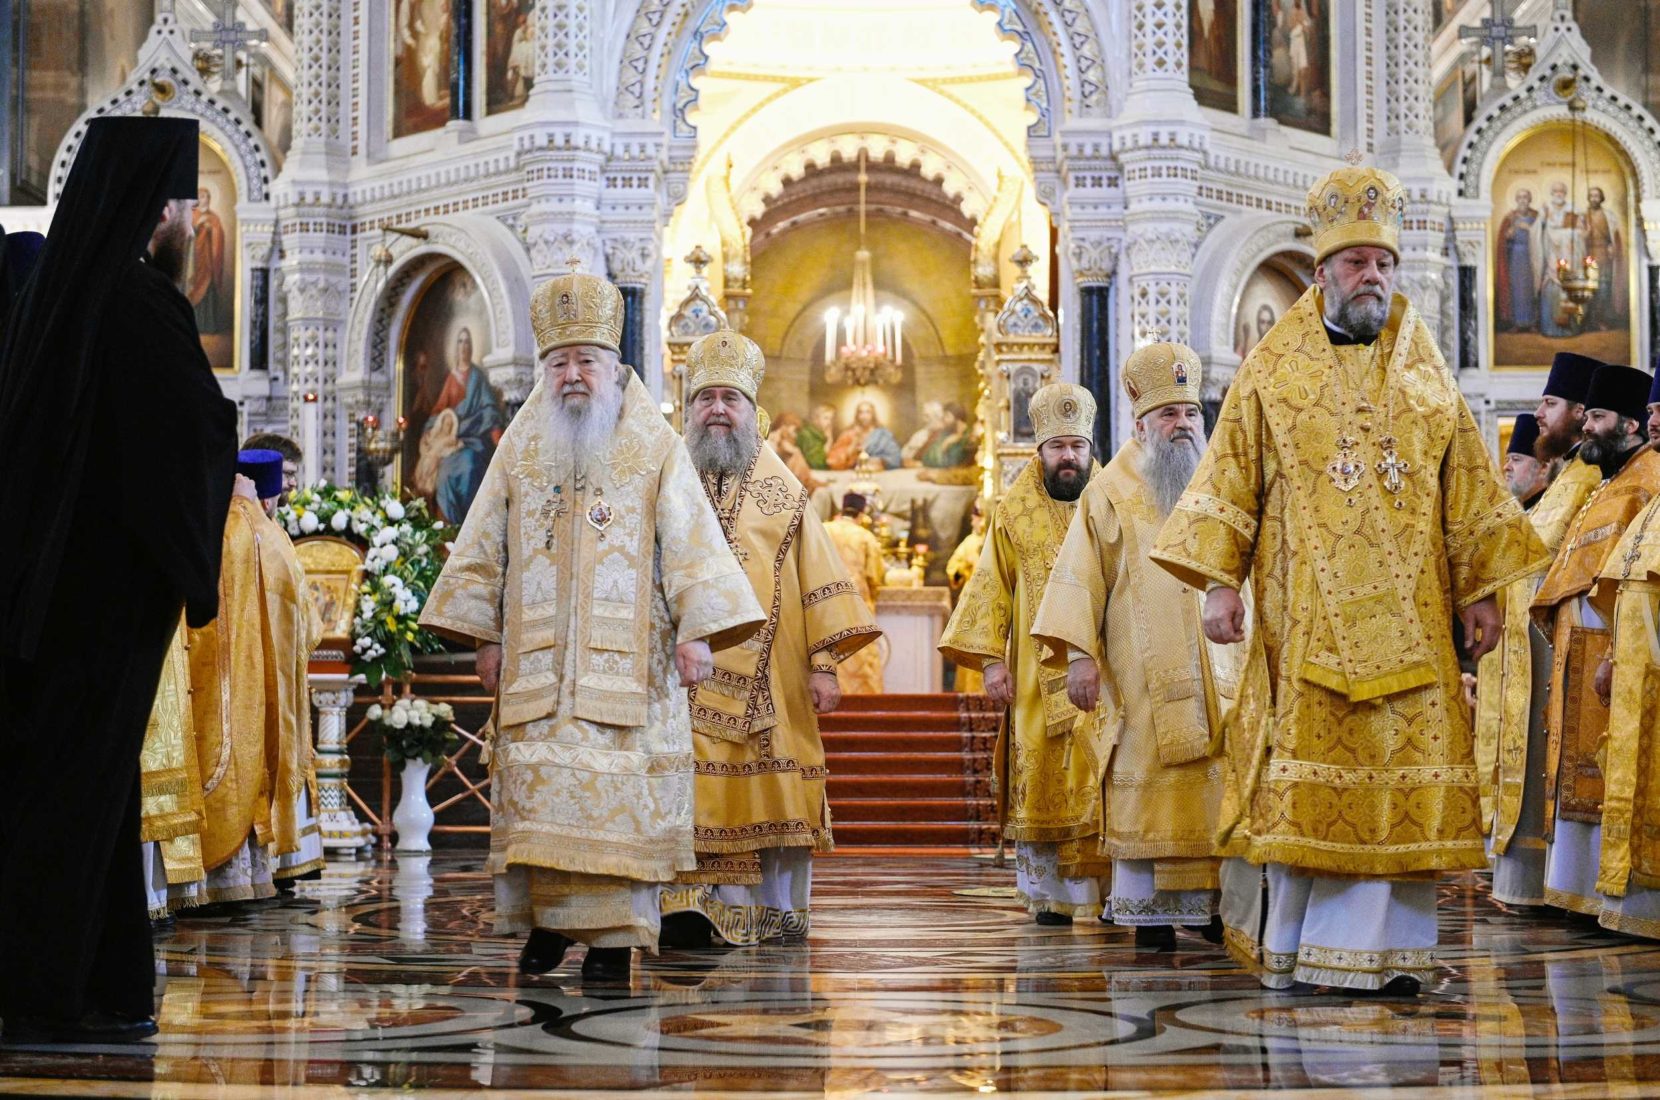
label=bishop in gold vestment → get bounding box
[1033,345,1239,948]
[1475,361,1602,906]
[1150,164,1547,991]
[420,269,763,982]
[940,384,1104,922]
[823,493,888,695]
[660,331,881,947]
[1531,363,1660,930]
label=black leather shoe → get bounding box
[581,946,632,984]
[1379,975,1422,997]
[3,1012,158,1044]
[1135,925,1177,950]
[518,928,571,975]
[1034,910,1072,926]
[1200,915,1225,944]
[658,911,715,950]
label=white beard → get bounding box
[542,378,625,464]
[1141,426,1207,518]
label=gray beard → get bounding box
[1329,289,1389,341]
[687,418,759,479]
[1142,428,1206,517]
[543,378,625,462]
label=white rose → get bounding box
[366,704,383,720]
[331,511,350,532]
[287,520,302,536]
[389,708,409,729]
[385,500,406,521]
[382,548,400,565]
[415,711,433,728]
[412,698,430,713]
[435,703,454,720]
[299,512,320,534]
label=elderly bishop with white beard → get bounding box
[1032,344,1241,949]
[420,267,764,984]
[660,330,881,948]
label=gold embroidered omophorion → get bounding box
[1149,285,1548,878]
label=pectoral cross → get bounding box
[1376,437,1412,494]
[191,0,269,92]
[539,494,568,549]
[1327,435,1364,494]
[1460,0,1535,98]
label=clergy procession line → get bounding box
[2,117,1660,1051]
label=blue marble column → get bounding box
[1077,281,1112,457]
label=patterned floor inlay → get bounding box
[7,854,1660,1096]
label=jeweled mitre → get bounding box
[531,268,625,356]
[686,329,766,403]
[1122,342,1203,419]
[1306,164,1405,263]
[1028,383,1097,445]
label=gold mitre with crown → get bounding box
[686,329,766,403]
[1123,342,1203,419]
[530,260,625,356]
[1306,157,1406,264]
[1028,383,1097,445]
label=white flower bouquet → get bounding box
[367,697,459,768]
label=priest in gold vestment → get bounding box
[420,269,764,983]
[1032,345,1239,950]
[140,617,205,918]
[188,450,324,906]
[1475,358,1602,907]
[1150,164,1548,992]
[1531,363,1660,931]
[659,331,881,948]
[823,492,888,695]
[940,384,1103,924]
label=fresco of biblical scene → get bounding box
[393,0,452,138]
[1266,0,1331,135]
[1490,123,1636,369]
[400,264,507,525]
[1189,0,1239,113]
[1233,251,1311,360]
[485,0,536,114]
[189,137,237,372]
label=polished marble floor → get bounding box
[6,855,1660,1097]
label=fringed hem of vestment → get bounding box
[487,838,692,883]
[1221,922,1437,990]
[692,829,829,855]
[272,857,326,881]
[660,885,808,945]
[1004,821,1100,844]
[493,912,658,952]
[140,811,202,845]
[1102,839,1221,865]
[1243,839,1486,878]
[1601,907,1660,941]
[201,881,277,905]
[1544,886,1604,916]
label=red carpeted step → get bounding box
[832,797,993,823]
[835,693,989,712]
[818,712,974,732]
[833,822,998,846]
[829,752,968,775]
[828,774,973,799]
[821,730,968,754]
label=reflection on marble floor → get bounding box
[8,856,1660,1096]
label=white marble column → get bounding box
[310,679,374,850]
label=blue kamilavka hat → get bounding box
[236,448,284,501]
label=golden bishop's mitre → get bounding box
[1028,383,1097,445]
[686,329,766,403]
[1306,162,1406,264]
[530,261,625,356]
[1122,342,1203,419]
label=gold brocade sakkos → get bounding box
[1474,458,1602,850]
[140,616,206,892]
[1150,285,1548,877]
[685,443,881,875]
[1032,437,1241,889]
[1591,493,1660,897]
[940,455,1102,851]
[823,514,888,696]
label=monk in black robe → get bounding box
[0,117,237,1043]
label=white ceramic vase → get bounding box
[393,759,434,853]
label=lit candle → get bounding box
[844,312,854,350]
[875,308,888,353]
[823,307,839,361]
[893,311,904,365]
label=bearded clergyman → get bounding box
[1032,344,1239,949]
[420,267,764,984]
[940,384,1104,925]
[1150,162,1548,993]
[660,330,881,948]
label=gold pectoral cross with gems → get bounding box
[1327,435,1364,493]
[540,492,569,549]
[1376,437,1411,494]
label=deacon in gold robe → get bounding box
[659,330,881,948]
[1592,482,1660,937]
[940,384,1103,924]
[1474,363,1602,908]
[1032,345,1239,949]
[420,269,764,984]
[1150,163,1548,993]
[1531,363,1660,925]
[823,492,888,695]
[945,502,986,694]
[140,617,205,918]
[188,450,322,906]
